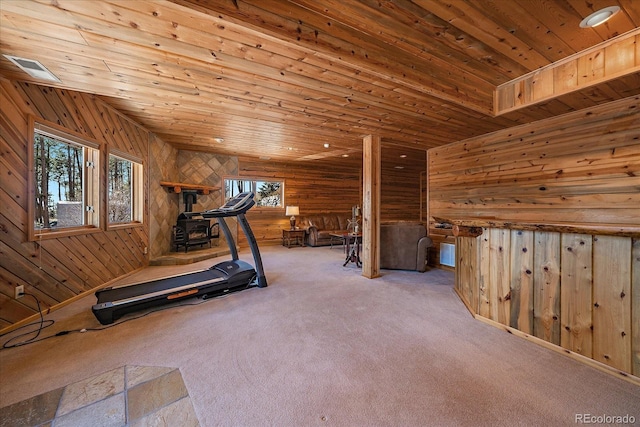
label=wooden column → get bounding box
[362,134,381,278]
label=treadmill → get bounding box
[92,191,267,325]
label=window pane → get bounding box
[255,181,282,207]
[108,155,132,223]
[33,132,84,229]
[225,179,252,200]
[224,178,283,207]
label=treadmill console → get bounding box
[220,191,254,211]
[202,191,255,218]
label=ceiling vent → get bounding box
[2,55,61,83]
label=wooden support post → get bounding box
[362,134,381,278]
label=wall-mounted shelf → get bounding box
[160,181,220,195]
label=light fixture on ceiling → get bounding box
[394,166,405,169]
[341,154,349,158]
[579,6,620,28]
[213,137,224,143]
[3,54,61,83]
[323,143,330,148]
[400,154,407,158]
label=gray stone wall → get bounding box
[148,135,239,258]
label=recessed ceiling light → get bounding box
[341,154,349,157]
[323,143,330,148]
[394,166,404,169]
[213,137,224,143]
[399,154,407,158]
[579,6,620,28]
[3,54,61,83]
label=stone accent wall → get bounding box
[148,141,239,259]
[177,151,238,250]
[148,134,179,259]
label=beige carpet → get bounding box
[1,245,638,426]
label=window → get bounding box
[108,151,143,225]
[224,178,283,207]
[31,122,99,234]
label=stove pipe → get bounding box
[183,191,197,212]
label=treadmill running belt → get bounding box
[92,260,256,324]
[96,268,225,304]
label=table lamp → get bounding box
[286,206,299,229]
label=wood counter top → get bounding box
[433,217,640,238]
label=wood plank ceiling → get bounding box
[1,0,639,165]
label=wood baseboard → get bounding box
[474,314,640,387]
[0,267,145,336]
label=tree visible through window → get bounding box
[108,151,143,225]
[224,178,283,207]
[256,181,281,207]
[108,155,132,223]
[33,129,93,229]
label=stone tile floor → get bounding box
[0,365,199,427]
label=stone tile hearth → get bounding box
[0,365,199,427]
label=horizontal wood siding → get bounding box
[381,146,426,222]
[0,79,149,328]
[429,95,640,231]
[456,229,639,379]
[237,157,361,246]
[238,144,425,247]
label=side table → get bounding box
[282,229,306,248]
[329,232,362,267]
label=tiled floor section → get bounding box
[0,365,200,427]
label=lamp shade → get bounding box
[285,206,299,216]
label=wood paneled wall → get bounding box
[237,157,361,246]
[455,229,640,381]
[431,95,639,380]
[428,95,640,266]
[238,145,425,247]
[0,79,149,328]
[381,145,426,222]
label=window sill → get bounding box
[31,225,101,241]
[107,221,143,231]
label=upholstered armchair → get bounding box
[380,222,433,272]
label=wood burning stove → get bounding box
[172,191,219,252]
[172,214,219,252]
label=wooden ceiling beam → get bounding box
[495,29,640,115]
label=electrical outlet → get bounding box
[15,285,24,299]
